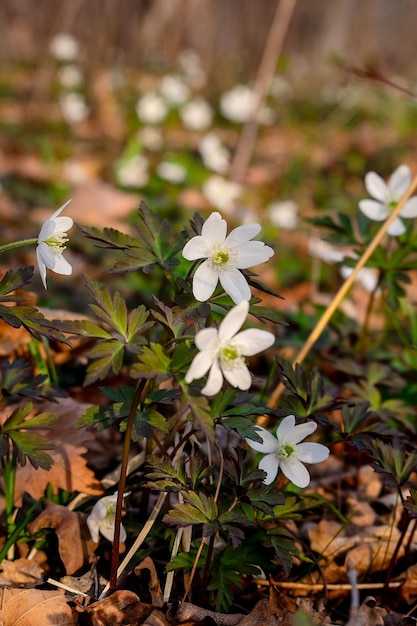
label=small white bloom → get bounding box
[185,300,274,396]
[340,264,379,293]
[159,74,190,105]
[156,161,187,184]
[246,415,329,487]
[60,92,89,124]
[57,64,84,89]
[359,164,417,236]
[268,200,298,230]
[220,84,256,123]
[50,33,79,62]
[136,92,168,125]
[36,200,73,289]
[87,494,127,543]
[177,48,207,88]
[137,126,164,152]
[201,175,242,214]
[180,98,213,131]
[308,237,345,264]
[116,154,149,188]
[199,133,230,174]
[182,211,274,304]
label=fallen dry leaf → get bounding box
[28,501,97,576]
[14,397,104,506]
[0,587,75,625]
[134,557,163,606]
[0,558,44,587]
[77,590,154,626]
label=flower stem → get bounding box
[0,239,38,254]
[109,377,147,591]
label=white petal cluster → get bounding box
[87,494,127,544]
[185,300,274,396]
[359,164,417,236]
[182,212,274,304]
[246,415,329,487]
[36,200,73,289]
[180,98,213,131]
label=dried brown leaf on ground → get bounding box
[134,557,163,606]
[0,587,76,625]
[13,397,104,506]
[28,501,97,575]
[0,557,44,587]
[77,590,154,626]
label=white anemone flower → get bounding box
[36,200,73,289]
[87,493,127,543]
[185,300,274,396]
[182,211,274,304]
[246,415,329,487]
[136,92,168,125]
[359,164,417,236]
[201,176,241,214]
[180,98,213,131]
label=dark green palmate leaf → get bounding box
[0,358,61,401]
[0,403,58,469]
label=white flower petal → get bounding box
[235,240,274,268]
[36,246,48,288]
[258,453,280,485]
[51,254,72,275]
[364,172,388,202]
[195,327,219,351]
[219,268,251,304]
[192,261,219,301]
[225,223,261,247]
[246,427,279,454]
[289,421,317,444]
[87,518,100,543]
[400,196,417,218]
[37,241,56,269]
[201,212,227,245]
[358,199,389,221]
[51,215,74,232]
[387,217,406,236]
[235,328,275,356]
[297,442,330,464]
[49,199,72,220]
[280,458,311,488]
[182,235,210,260]
[218,300,248,342]
[201,359,223,395]
[185,350,214,382]
[276,415,296,441]
[388,164,411,199]
[223,362,251,390]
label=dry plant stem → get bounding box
[230,0,297,184]
[267,173,417,409]
[109,378,147,591]
[100,491,168,599]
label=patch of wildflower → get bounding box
[36,200,73,289]
[87,494,127,543]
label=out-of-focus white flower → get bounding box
[50,33,79,62]
[185,300,274,395]
[201,175,242,214]
[137,126,164,152]
[359,165,417,236]
[156,161,187,184]
[269,74,293,100]
[220,84,256,123]
[340,264,379,293]
[182,211,274,303]
[159,74,190,105]
[246,415,329,487]
[268,200,298,230]
[180,98,213,130]
[60,92,89,124]
[199,133,230,174]
[87,493,127,543]
[36,200,73,289]
[136,92,168,125]
[308,237,345,264]
[57,64,84,88]
[116,155,149,188]
[177,48,207,88]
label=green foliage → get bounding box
[0,403,57,469]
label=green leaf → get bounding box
[0,267,34,301]
[181,391,214,441]
[130,343,171,379]
[163,492,218,527]
[78,224,141,249]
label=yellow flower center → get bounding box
[208,245,238,271]
[278,443,297,459]
[44,232,69,254]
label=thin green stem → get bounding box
[1,452,17,530]
[0,499,40,565]
[0,239,38,254]
[109,378,147,591]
